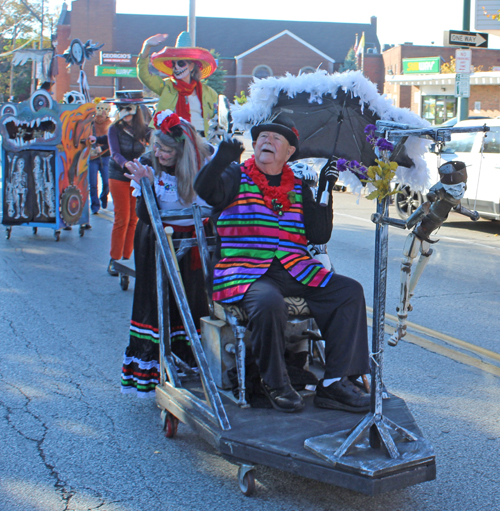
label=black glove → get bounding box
[212,138,245,169]
[317,159,339,202]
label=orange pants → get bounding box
[109,179,138,260]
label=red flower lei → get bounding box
[243,156,296,215]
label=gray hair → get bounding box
[150,121,209,204]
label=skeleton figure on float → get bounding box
[43,155,56,217]
[33,155,47,217]
[5,181,15,217]
[8,155,28,219]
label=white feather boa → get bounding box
[231,70,432,192]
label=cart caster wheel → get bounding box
[237,465,256,496]
[120,274,129,291]
[54,231,60,242]
[6,226,12,239]
[79,225,84,237]
[32,227,37,235]
[161,410,179,438]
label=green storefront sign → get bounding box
[95,66,137,77]
[402,57,441,74]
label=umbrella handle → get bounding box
[319,183,331,207]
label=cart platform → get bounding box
[156,382,435,496]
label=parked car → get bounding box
[394,118,500,221]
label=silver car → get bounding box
[394,119,500,221]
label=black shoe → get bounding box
[92,210,99,215]
[349,374,370,393]
[82,223,92,229]
[107,259,118,276]
[261,379,304,413]
[101,198,108,209]
[63,226,72,231]
[314,377,370,413]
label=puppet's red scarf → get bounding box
[172,79,203,123]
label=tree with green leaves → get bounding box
[339,47,357,72]
[0,0,57,101]
[203,49,227,95]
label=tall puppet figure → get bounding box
[137,32,218,137]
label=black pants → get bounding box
[240,258,370,389]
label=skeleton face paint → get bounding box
[173,60,191,80]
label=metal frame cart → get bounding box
[141,178,436,496]
[1,90,95,240]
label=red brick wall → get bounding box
[55,0,117,99]
[383,44,500,76]
[236,33,335,97]
[53,24,71,102]
[219,58,236,100]
[469,85,500,117]
[363,53,384,92]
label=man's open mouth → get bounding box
[3,115,58,147]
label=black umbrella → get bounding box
[270,89,413,168]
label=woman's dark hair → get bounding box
[112,104,148,142]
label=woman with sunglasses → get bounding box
[120,110,211,397]
[106,90,155,275]
[137,31,218,137]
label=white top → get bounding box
[187,93,204,132]
[131,171,209,226]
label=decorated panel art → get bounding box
[1,90,96,230]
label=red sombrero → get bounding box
[150,31,217,80]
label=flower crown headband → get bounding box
[153,109,185,142]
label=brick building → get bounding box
[53,0,384,102]
[383,43,500,124]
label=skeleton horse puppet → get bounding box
[1,38,102,240]
[144,70,487,495]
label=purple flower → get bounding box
[376,138,394,151]
[357,165,368,179]
[336,158,348,172]
[364,124,376,135]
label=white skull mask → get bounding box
[118,104,137,120]
[96,103,111,117]
[173,60,191,80]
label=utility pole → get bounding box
[9,25,18,101]
[458,0,471,121]
[188,0,196,47]
[40,0,44,49]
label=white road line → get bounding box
[335,212,500,250]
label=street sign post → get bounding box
[444,30,488,48]
[455,73,471,98]
[455,49,472,73]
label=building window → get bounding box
[299,66,317,74]
[422,95,456,125]
[252,65,273,79]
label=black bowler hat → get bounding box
[102,90,157,105]
[251,114,300,152]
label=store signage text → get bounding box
[402,57,441,74]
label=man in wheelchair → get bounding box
[194,116,370,413]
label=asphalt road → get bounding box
[1,190,499,511]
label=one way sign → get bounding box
[444,30,488,48]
